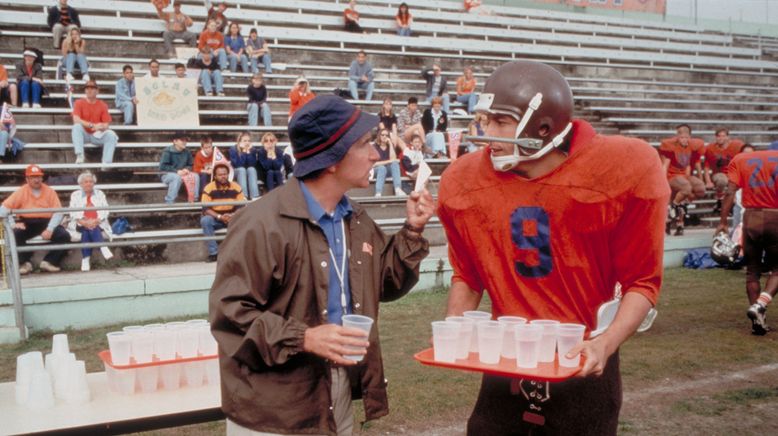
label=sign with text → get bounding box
[136,77,199,128]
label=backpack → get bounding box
[111,217,131,235]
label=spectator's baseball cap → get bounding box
[288,95,379,178]
[294,77,308,85]
[84,80,98,89]
[172,131,188,140]
[22,50,37,58]
[25,164,44,177]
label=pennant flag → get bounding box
[212,146,235,182]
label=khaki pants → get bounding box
[52,23,78,48]
[226,367,354,436]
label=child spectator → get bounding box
[246,28,272,74]
[205,0,229,33]
[247,73,272,127]
[67,171,113,272]
[198,19,228,70]
[193,135,215,189]
[398,97,425,146]
[72,80,118,164]
[195,48,225,96]
[47,0,81,48]
[157,0,197,58]
[344,0,364,33]
[377,97,401,148]
[61,27,89,81]
[228,132,259,200]
[401,134,425,181]
[115,65,137,125]
[373,129,405,197]
[395,3,412,36]
[160,131,198,203]
[0,103,19,162]
[421,96,448,158]
[288,77,315,120]
[146,58,162,79]
[174,63,188,78]
[0,64,18,106]
[225,23,250,73]
[17,50,44,109]
[256,132,291,192]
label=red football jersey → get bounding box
[659,137,705,179]
[704,139,743,174]
[437,120,670,328]
[727,150,778,209]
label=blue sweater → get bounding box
[228,146,257,169]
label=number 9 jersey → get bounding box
[437,120,671,328]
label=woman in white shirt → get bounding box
[68,171,113,271]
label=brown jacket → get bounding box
[209,178,429,435]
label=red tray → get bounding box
[413,348,582,382]
[98,349,217,370]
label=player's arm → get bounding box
[446,280,483,316]
[716,181,739,234]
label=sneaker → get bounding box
[374,193,382,197]
[217,92,226,97]
[75,154,84,164]
[206,254,218,263]
[100,246,114,260]
[394,188,407,197]
[83,74,90,82]
[748,304,768,336]
[66,73,74,82]
[81,257,91,272]
[32,103,42,109]
[453,108,469,116]
[674,226,684,236]
[39,261,61,273]
[19,261,33,275]
[22,103,30,109]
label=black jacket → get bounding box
[421,108,448,134]
[47,5,81,30]
[421,67,447,99]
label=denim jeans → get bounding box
[0,130,8,158]
[425,94,450,112]
[397,27,412,36]
[19,80,42,105]
[456,93,478,114]
[247,102,272,126]
[250,54,272,74]
[71,124,118,163]
[163,30,197,53]
[425,132,446,155]
[348,79,374,101]
[374,161,401,195]
[228,53,250,73]
[161,172,200,203]
[65,53,88,76]
[77,225,104,258]
[200,69,224,94]
[265,169,284,191]
[117,101,134,125]
[234,166,259,199]
[200,215,227,255]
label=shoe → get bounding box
[453,108,469,116]
[19,262,33,275]
[374,193,382,197]
[81,257,91,272]
[75,154,84,164]
[668,204,677,220]
[100,246,114,260]
[395,188,407,197]
[674,226,684,236]
[32,103,41,109]
[66,73,74,82]
[39,261,61,273]
[83,74,90,82]
[22,103,30,109]
[217,92,226,97]
[206,254,218,263]
[748,304,768,336]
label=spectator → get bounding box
[395,2,412,37]
[659,124,706,236]
[401,134,425,181]
[288,77,315,120]
[157,0,197,58]
[247,73,272,127]
[377,97,401,148]
[373,129,405,197]
[228,132,259,200]
[115,65,138,126]
[397,96,425,145]
[198,19,228,70]
[47,0,81,49]
[1,103,18,162]
[256,133,291,192]
[67,171,113,272]
[246,28,272,74]
[72,80,118,165]
[205,0,229,33]
[193,135,215,190]
[344,0,364,33]
[224,23,249,73]
[421,64,450,112]
[195,48,225,96]
[704,127,744,212]
[200,161,245,262]
[348,50,374,101]
[0,64,18,106]
[455,66,477,114]
[465,111,488,152]
[0,165,70,274]
[61,27,89,82]
[146,58,162,79]
[17,50,44,109]
[421,96,448,158]
[160,131,199,203]
[464,0,492,15]
[174,62,188,78]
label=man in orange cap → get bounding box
[0,165,71,274]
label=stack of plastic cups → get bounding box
[60,360,91,404]
[106,331,134,394]
[27,369,56,410]
[497,316,527,359]
[130,326,158,393]
[45,334,77,400]
[463,311,492,354]
[158,323,182,390]
[444,316,475,360]
[529,320,560,364]
[196,323,220,386]
[182,320,207,388]
[15,351,45,406]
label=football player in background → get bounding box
[437,61,670,435]
[717,144,778,336]
[703,128,743,213]
[659,124,705,235]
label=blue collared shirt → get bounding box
[299,181,353,325]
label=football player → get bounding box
[717,144,778,336]
[659,124,706,235]
[703,128,743,213]
[437,61,669,435]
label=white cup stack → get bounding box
[15,351,45,406]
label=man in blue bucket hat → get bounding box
[210,95,435,435]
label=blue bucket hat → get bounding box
[288,95,379,178]
[769,140,778,151]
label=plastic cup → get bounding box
[463,311,492,353]
[15,351,44,405]
[197,325,218,356]
[476,321,504,365]
[556,323,586,368]
[497,316,527,359]
[143,323,164,331]
[113,368,136,395]
[342,314,373,362]
[50,353,76,399]
[61,360,91,404]
[122,325,145,335]
[177,327,200,358]
[107,331,132,365]
[431,321,459,363]
[160,363,181,390]
[530,320,560,363]
[153,328,177,361]
[136,367,159,394]
[131,331,155,364]
[165,321,187,330]
[52,334,70,355]
[183,361,205,388]
[515,324,543,369]
[27,370,55,409]
[445,316,475,359]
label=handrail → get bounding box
[2,218,26,341]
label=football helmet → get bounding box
[711,231,740,266]
[473,61,574,171]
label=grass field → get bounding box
[2,268,777,435]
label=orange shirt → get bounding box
[198,30,225,51]
[193,150,213,174]
[456,76,477,95]
[396,13,411,26]
[658,137,704,179]
[72,99,111,134]
[2,184,62,219]
[437,120,669,328]
[727,150,778,209]
[0,65,8,82]
[344,8,359,22]
[704,139,743,174]
[288,89,316,117]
